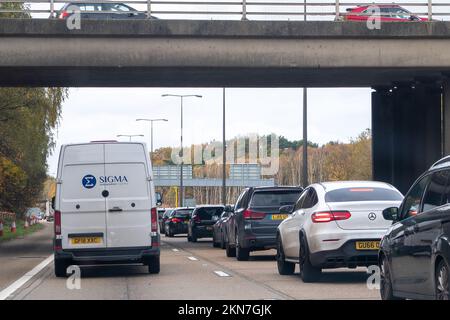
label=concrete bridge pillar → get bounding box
[372,83,442,194]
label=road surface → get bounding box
[0,228,380,300]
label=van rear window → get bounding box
[250,190,302,208]
[325,187,402,202]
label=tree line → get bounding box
[0,88,67,216]
[153,129,372,207]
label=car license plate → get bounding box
[355,241,380,250]
[70,237,102,245]
[271,214,288,220]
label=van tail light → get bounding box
[311,211,351,223]
[151,207,158,232]
[54,210,62,251]
[54,210,61,235]
[243,209,266,220]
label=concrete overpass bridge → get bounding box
[1,18,450,192]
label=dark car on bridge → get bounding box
[212,206,233,249]
[164,207,194,237]
[224,186,303,261]
[341,5,427,22]
[379,155,450,300]
[187,205,225,242]
[56,2,155,20]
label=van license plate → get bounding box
[355,241,379,250]
[271,214,288,220]
[71,237,102,245]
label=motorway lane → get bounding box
[0,222,53,292]
[9,234,380,300]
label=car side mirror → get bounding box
[155,192,162,206]
[382,207,399,221]
[279,205,294,215]
[51,196,56,210]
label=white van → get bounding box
[53,141,161,277]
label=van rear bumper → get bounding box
[55,246,159,265]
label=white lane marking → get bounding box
[214,271,231,277]
[172,249,179,252]
[0,254,53,300]
[187,256,198,261]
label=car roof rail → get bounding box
[430,155,450,170]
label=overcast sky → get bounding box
[47,87,372,175]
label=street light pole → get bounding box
[301,0,309,187]
[222,88,226,206]
[162,94,202,207]
[136,118,168,159]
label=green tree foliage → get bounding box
[0,88,68,215]
[0,2,30,18]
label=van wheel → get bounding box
[277,236,295,275]
[299,236,321,283]
[226,241,236,257]
[235,233,250,261]
[148,256,160,274]
[54,258,69,278]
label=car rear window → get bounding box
[195,207,224,220]
[172,209,193,218]
[325,187,402,202]
[250,190,302,208]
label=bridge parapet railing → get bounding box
[0,0,449,21]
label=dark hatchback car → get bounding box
[188,205,225,242]
[225,186,303,261]
[164,208,194,237]
[56,2,153,20]
[212,206,233,248]
[380,156,450,300]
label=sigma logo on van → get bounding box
[99,175,129,185]
[82,175,97,189]
[82,174,129,189]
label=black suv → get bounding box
[224,186,303,261]
[187,205,225,242]
[380,156,450,300]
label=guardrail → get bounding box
[0,0,450,20]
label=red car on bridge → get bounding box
[341,5,428,22]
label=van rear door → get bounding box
[59,144,107,249]
[104,143,152,248]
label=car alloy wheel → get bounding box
[436,260,450,300]
[276,236,295,275]
[380,257,393,300]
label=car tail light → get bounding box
[59,10,70,19]
[243,209,266,220]
[171,217,182,223]
[151,207,158,232]
[54,210,61,235]
[311,211,351,223]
